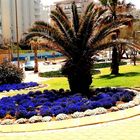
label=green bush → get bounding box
[39,62,127,78]
[39,69,100,78]
[94,61,127,69]
[39,70,63,78]
[0,62,24,84]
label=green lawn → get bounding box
[92,65,140,88]
[44,65,140,90]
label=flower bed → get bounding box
[0,87,139,125]
[0,82,39,92]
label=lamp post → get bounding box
[15,0,20,68]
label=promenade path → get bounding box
[0,115,140,140]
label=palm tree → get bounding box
[22,2,131,97]
[30,38,39,73]
[99,0,134,75]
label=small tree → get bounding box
[30,38,39,73]
[99,0,134,75]
[22,2,132,97]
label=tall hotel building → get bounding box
[0,0,41,42]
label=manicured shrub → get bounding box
[39,69,101,78]
[65,103,79,114]
[39,70,63,78]
[0,109,6,118]
[0,62,24,84]
[50,105,64,116]
[16,107,28,119]
[94,61,127,69]
[89,101,103,109]
[96,93,111,100]
[112,92,122,101]
[39,106,51,116]
[9,110,16,116]
[120,92,133,102]
[98,97,117,109]
[26,111,37,118]
[43,101,52,107]
[0,82,38,92]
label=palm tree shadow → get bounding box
[99,72,140,79]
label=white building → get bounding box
[52,0,94,19]
[0,0,41,42]
[40,4,50,23]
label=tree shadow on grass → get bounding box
[99,72,140,79]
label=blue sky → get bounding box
[41,0,140,9]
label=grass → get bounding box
[46,78,69,90]
[92,65,140,88]
[43,65,140,90]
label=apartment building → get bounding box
[51,0,94,19]
[40,4,51,23]
[0,0,41,42]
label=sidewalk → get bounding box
[23,63,62,83]
[23,71,48,83]
[0,111,140,140]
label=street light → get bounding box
[15,0,20,68]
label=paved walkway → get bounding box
[23,63,62,83]
[0,115,140,140]
[23,71,48,83]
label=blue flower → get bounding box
[0,82,38,92]
[65,103,79,114]
[0,109,6,118]
[15,108,28,118]
[96,93,111,100]
[39,106,51,116]
[98,97,117,109]
[120,92,133,102]
[50,105,64,116]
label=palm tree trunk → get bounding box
[62,60,92,97]
[68,72,92,96]
[111,30,119,75]
[34,46,38,73]
[111,46,119,75]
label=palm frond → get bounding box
[99,0,108,6]
[85,2,95,15]
[34,21,49,26]
[21,32,71,58]
[51,10,74,43]
[56,5,68,20]
[92,8,108,29]
[71,1,79,36]
[29,24,68,50]
[92,39,129,53]
[78,10,98,48]
[88,19,130,47]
